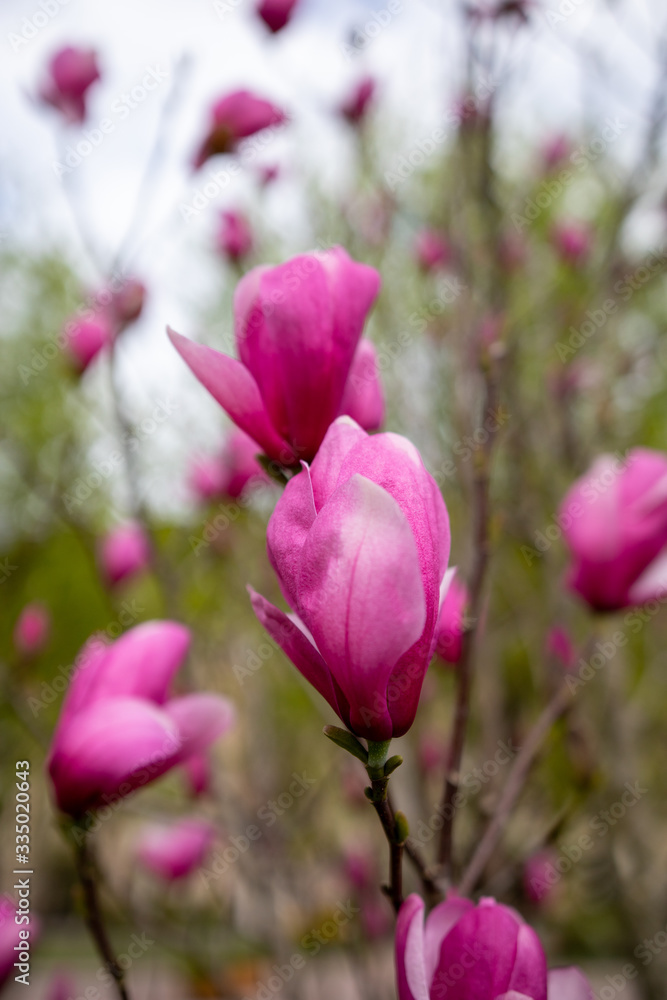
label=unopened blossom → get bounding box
[136,818,216,880]
[396,894,593,1000]
[217,210,254,263]
[340,76,376,126]
[256,0,299,33]
[560,449,667,611]
[47,621,235,816]
[13,602,50,657]
[169,247,383,465]
[193,90,287,169]
[99,523,151,587]
[39,45,100,124]
[249,417,450,741]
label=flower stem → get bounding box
[71,830,131,1000]
[365,741,405,913]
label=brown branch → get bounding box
[457,683,573,897]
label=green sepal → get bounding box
[323,725,369,764]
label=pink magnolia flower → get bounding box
[64,312,113,372]
[47,621,235,817]
[99,523,151,587]
[543,134,571,172]
[552,221,592,264]
[249,417,450,741]
[396,894,593,1000]
[136,818,216,880]
[13,602,50,657]
[0,894,38,989]
[546,626,576,672]
[217,210,254,263]
[560,449,667,612]
[193,90,287,169]
[257,0,299,33]
[189,430,267,504]
[182,752,212,797]
[169,247,383,466]
[435,570,468,664]
[107,278,146,332]
[257,163,280,186]
[45,971,77,1000]
[39,46,100,124]
[523,849,559,905]
[415,229,451,272]
[418,732,445,775]
[340,75,376,126]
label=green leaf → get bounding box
[323,725,369,763]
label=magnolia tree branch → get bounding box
[457,682,574,897]
[437,353,500,880]
[72,831,131,1000]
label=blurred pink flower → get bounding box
[340,75,376,126]
[414,229,451,272]
[257,163,280,186]
[47,621,235,816]
[137,818,216,880]
[217,210,254,263]
[189,430,268,505]
[64,312,113,373]
[169,247,383,465]
[434,569,468,665]
[256,0,299,33]
[543,133,571,171]
[342,848,375,892]
[39,45,100,124]
[523,849,559,904]
[560,449,667,612]
[417,732,445,775]
[183,752,212,798]
[44,971,78,1000]
[0,894,38,990]
[546,626,576,672]
[99,523,151,587]
[107,278,146,332]
[396,894,592,999]
[552,221,593,264]
[193,90,287,169]
[13,601,50,657]
[249,416,450,741]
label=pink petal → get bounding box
[251,248,380,460]
[165,693,236,761]
[340,338,385,431]
[297,473,426,740]
[547,968,594,1000]
[395,895,430,1000]
[168,327,294,465]
[137,818,216,880]
[58,621,190,738]
[423,895,475,985]
[267,462,317,609]
[508,925,548,1000]
[48,696,182,816]
[309,416,368,511]
[248,586,350,725]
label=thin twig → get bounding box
[458,683,573,897]
[72,833,131,1000]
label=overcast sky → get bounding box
[2,0,666,517]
